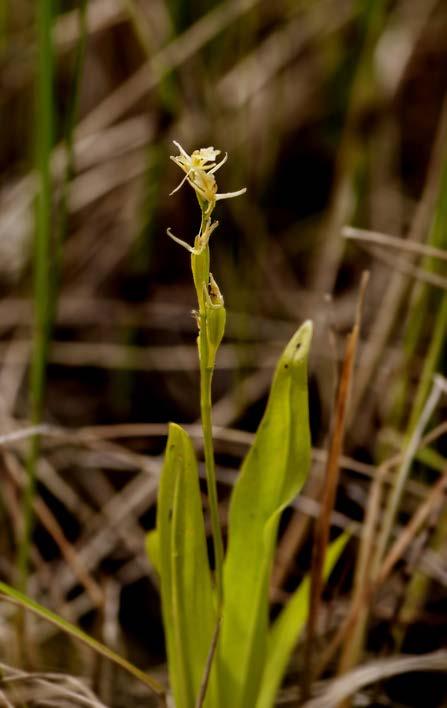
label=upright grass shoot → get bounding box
[18,0,54,591]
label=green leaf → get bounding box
[157,422,218,708]
[256,532,350,708]
[218,322,313,708]
[145,529,160,577]
[0,581,165,701]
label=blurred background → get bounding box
[0,0,447,705]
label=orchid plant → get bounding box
[147,143,348,708]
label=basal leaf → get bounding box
[256,532,350,708]
[218,322,313,708]
[157,423,217,708]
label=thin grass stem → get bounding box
[53,0,88,314]
[373,375,447,575]
[18,0,54,591]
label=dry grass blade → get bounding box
[302,272,369,697]
[374,375,447,572]
[377,466,447,585]
[0,425,51,445]
[4,453,104,607]
[352,242,447,291]
[56,471,158,598]
[343,226,447,262]
[337,378,447,682]
[0,661,108,707]
[303,651,447,708]
[336,461,388,681]
[316,449,447,680]
[54,0,124,51]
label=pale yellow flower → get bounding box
[169,141,246,210]
[190,170,246,213]
[170,141,227,196]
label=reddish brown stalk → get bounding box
[302,272,369,700]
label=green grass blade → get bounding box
[157,423,218,708]
[0,581,165,701]
[19,0,54,591]
[256,533,350,708]
[390,148,447,429]
[52,0,88,318]
[218,321,313,708]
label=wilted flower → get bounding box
[207,273,224,307]
[167,218,219,255]
[204,273,226,368]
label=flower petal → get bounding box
[172,140,190,159]
[209,153,228,175]
[166,228,195,253]
[215,187,247,201]
[197,146,220,163]
[169,170,192,196]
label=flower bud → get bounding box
[204,274,226,368]
[191,247,210,312]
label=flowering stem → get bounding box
[168,141,245,609]
[199,331,224,607]
[192,210,224,605]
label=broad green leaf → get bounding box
[256,532,350,708]
[218,322,313,708]
[157,422,217,708]
[145,529,160,577]
[0,581,165,700]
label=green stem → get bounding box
[18,0,54,591]
[191,209,224,605]
[199,328,224,607]
[52,0,88,318]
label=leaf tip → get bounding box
[284,320,313,366]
